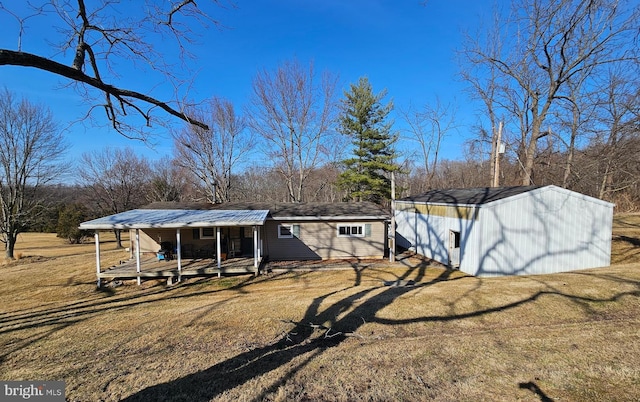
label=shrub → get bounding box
[56,204,93,244]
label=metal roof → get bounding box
[398,186,543,205]
[79,209,270,230]
[209,201,390,220]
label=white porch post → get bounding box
[135,229,141,286]
[253,225,259,273]
[216,226,222,277]
[256,226,261,262]
[176,228,182,282]
[259,226,263,263]
[95,232,101,288]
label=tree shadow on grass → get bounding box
[121,259,640,401]
[0,272,293,364]
[119,263,466,402]
[519,381,554,402]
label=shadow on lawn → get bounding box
[120,258,446,402]
[519,381,554,402]
[120,257,640,402]
[0,272,283,364]
[3,256,639,400]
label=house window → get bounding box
[278,224,300,239]
[200,227,215,239]
[337,224,365,238]
[278,224,293,238]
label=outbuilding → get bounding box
[394,185,614,276]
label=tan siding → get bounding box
[396,201,479,220]
[132,228,218,257]
[264,220,385,260]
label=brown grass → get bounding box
[1,224,639,401]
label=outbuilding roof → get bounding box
[399,186,543,205]
[79,209,269,230]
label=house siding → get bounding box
[131,228,236,258]
[263,220,386,260]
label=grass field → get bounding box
[1,218,639,401]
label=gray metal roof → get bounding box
[399,186,543,205]
[209,201,390,220]
[79,209,269,230]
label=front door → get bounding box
[240,227,254,257]
[448,230,460,268]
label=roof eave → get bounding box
[271,215,389,221]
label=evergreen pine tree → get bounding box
[338,77,399,204]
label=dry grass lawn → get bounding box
[1,219,639,401]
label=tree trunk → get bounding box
[114,229,123,249]
[5,235,15,260]
[562,106,579,188]
[521,136,538,186]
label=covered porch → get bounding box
[79,208,269,287]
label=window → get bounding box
[200,227,215,239]
[337,224,366,238]
[278,224,293,238]
[278,224,300,239]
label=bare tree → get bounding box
[462,0,640,185]
[459,9,508,186]
[591,65,640,201]
[232,166,285,202]
[146,159,196,203]
[0,89,68,259]
[401,99,457,190]
[248,59,338,202]
[174,97,252,203]
[0,0,226,135]
[78,147,150,247]
[555,69,597,189]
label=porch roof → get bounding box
[79,209,269,230]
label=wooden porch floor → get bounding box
[98,256,260,279]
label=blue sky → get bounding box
[0,0,490,167]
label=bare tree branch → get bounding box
[0,49,208,131]
[0,1,225,135]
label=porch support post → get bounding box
[176,228,182,282]
[253,225,259,274]
[95,232,101,288]
[216,226,222,277]
[135,229,141,286]
[258,226,262,265]
[129,230,133,259]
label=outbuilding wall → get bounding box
[395,186,614,276]
[466,187,613,276]
[394,202,478,264]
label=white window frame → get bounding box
[337,224,365,238]
[200,227,215,239]
[278,224,294,239]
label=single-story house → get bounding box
[79,201,389,286]
[206,201,389,261]
[394,185,614,277]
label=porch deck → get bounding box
[98,256,260,280]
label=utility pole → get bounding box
[389,171,396,263]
